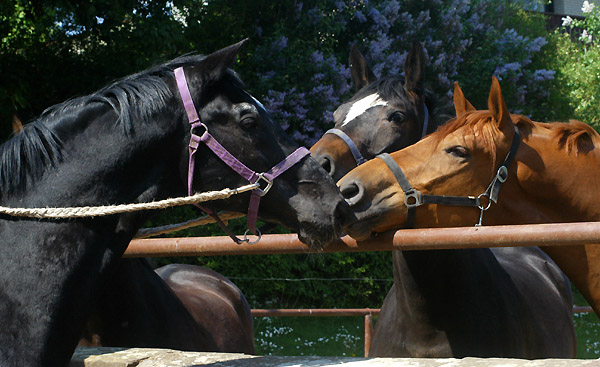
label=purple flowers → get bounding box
[247,0,554,145]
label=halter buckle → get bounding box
[404,189,422,208]
[254,173,273,197]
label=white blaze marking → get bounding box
[342,93,388,126]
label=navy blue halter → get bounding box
[325,105,429,167]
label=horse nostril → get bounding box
[340,181,364,206]
[318,155,336,177]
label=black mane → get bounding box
[0,54,244,199]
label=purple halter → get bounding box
[174,67,310,243]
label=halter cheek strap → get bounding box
[175,66,310,243]
[325,105,430,167]
[376,125,521,228]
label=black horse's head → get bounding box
[311,43,444,182]
[172,41,349,249]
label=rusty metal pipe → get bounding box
[124,221,600,258]
[251,308,380,317]
[364,314,373,358]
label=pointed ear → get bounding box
[488,76,512,130]
[453,82,475,116]
[404,42,425,96]
[349,45,377,92]
[197,39,248,82]
[12,114,23,134]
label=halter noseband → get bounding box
[325,105,429,167]
[175,67,310,244]
[376,124,521,228]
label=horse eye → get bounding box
[445,146,469,158]
[240,116,258,129]
[388,111,405,124]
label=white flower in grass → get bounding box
[562,16,573,26]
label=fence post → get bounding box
[364,314,373,357]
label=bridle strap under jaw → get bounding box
[175,66,310,243]
[325,105,430,167]
[376,124,521,228]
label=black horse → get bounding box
[311,43,576,357]
[11,115,255,354]
[0,40,348,366]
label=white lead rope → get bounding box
[0,183,260,219]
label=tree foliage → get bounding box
[553,2,600,128]
[1,0,586,308]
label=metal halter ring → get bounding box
[404,189,422,209]
[496,166,508,183]
[243,228,262,244]
[476,193,492,211]
[190,122,208,137]
[254,173,273,197]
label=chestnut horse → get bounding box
[314,46,575,357]
[339,77,600,354]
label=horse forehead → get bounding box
[232,101,259,115]
[342,93,389,126]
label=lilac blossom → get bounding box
[248,0,555,145]
[533,69,556,82]
[354,10,367,23]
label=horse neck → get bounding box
[391,248,516,334]
[0,105,183,365]
[494,127,600,224]
[392,250,483,316]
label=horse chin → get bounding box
[343,221,375,242]
[296,217,341,250]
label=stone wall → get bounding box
[71,347,600,367]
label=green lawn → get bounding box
[254,312,600,358]
[254,316,364,357]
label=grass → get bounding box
[254,312,600,358]
[574,311,600,358]
[254,316,364,357]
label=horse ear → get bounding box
[453,82,475,116]
[12,114,23,134]
[488,76,512,130]
[198,39,248,82]
[349,45,377,92]
[404,42,425,96]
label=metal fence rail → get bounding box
[123,222,600,357]
[125,221,600,257]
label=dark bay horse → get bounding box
[79,260,254,354]
[313,45,575,357]
[156,264,255,352]
[0,40,349,366]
